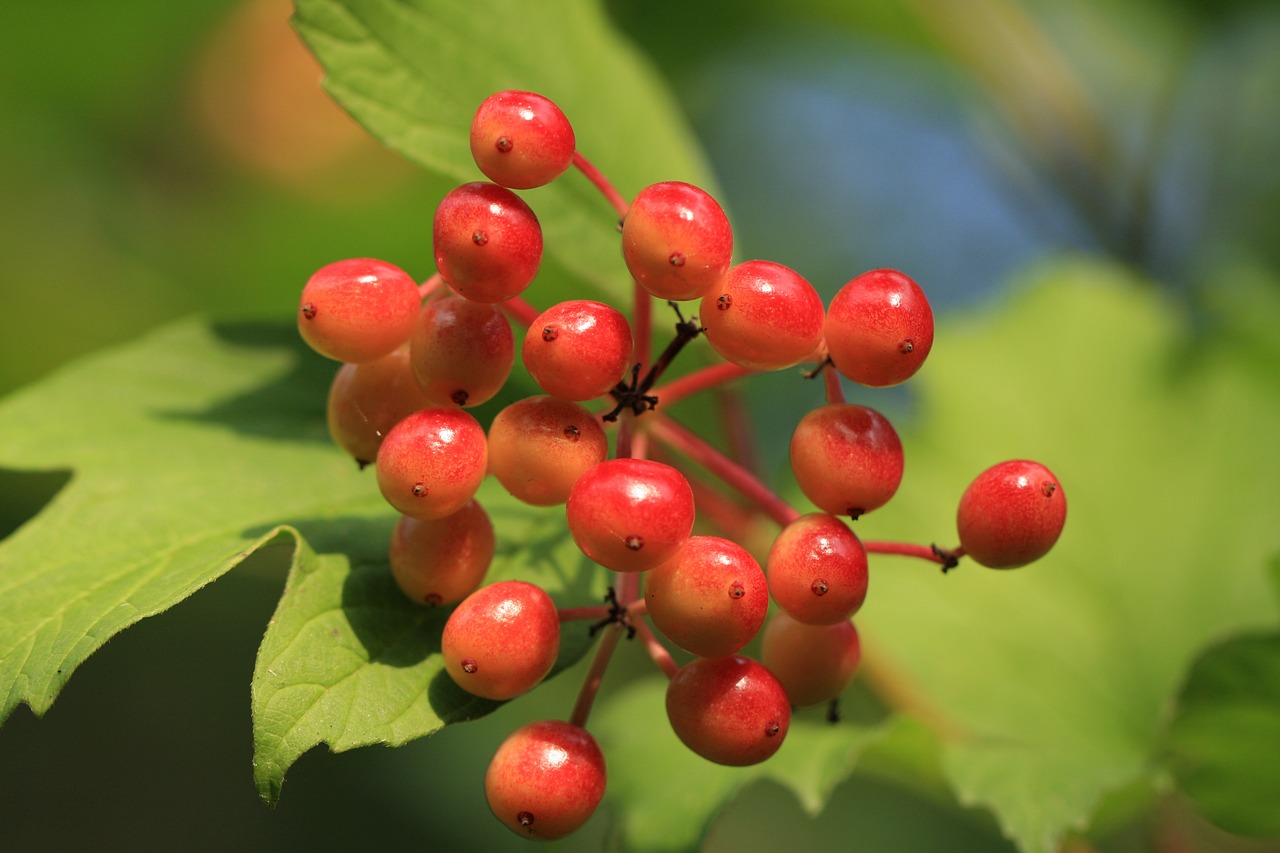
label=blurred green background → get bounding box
[2,0,1279,850]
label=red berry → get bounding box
[766,513,869,625]
[441,580,560,700]
[621,181,733,301]
[789,403,904,519]
[824,268,934,387]
[298,258,420,363]
[487,396,608,506]
[485,720,606,841]
[409,295,514,407]
[760,612,861,708]
[565,458,695,572]
[470,91,576,190]
[433,182,542,303]
[375,408,487,520]
[389,501,494,606]
[956,460,1066,568]
[665,656,790,766]
[645,536,769,658]
[325,346,433,467]
[522,300,633,401]
[699,260,825,371]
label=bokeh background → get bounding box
[2,0,1279,850]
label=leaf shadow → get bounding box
[0,467,73,542]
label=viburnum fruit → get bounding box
[409,294,514,407]
[522,300,633,401]
[824,268,934,387]
[621,181,733,301]
[956,460,1067,568]
[298,258,420,363]
[441,580,560,700]
[433,182,542,303]
[484,720,606,841]
[766,513,869,625]
[470,90,576,190]
[699,259,825,371]
[760,611,862,708]
[565,458,695,572]
[665,656,791,766]
[487,396,608,506]
[789,403,904,519]
[375,407,487,520]
[325,345,433,468]
[644,536,769,658]
[388,500,494,606]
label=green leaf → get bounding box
[1163,631,1280,838]
[251,483,604,805]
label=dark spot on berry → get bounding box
[451,389,469,406]
[625,534,644,551]
[1042,480,1058,497]
[847,507,864,520]
[669,251,686,267]
[811,578,829,596]
[461,658,478,674]
[728,581,745,599]
[412,482,428,497]
[517,811,535,828]
[301,302,317,320]
[716,294,732,311]
[496,136,513,153]
[472,230,489,246]
[563,424,581,442]
[424,593,442,606]
[765,721,781,737]
[542,326,558,342]
[899,338,914,354]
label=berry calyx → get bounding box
[766,513,869,625]
[522,300,634,401]
[956,460,1067,568]
[487,396,608,506]
[409,295,514,407]
[665,656,791,766]
[760,612,861,708]
[470,91,576,190]
[441,580,560,700]
[621,181,733,301]
[433,182,543,303]
[375,408,488,520]
[824,268,934,387]
[565,458,696,572]
[484,720,606,840]
[699,260,825,371]
[298,258,420,363]
[789,403,904,519]
[388,501,494,606]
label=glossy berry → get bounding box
[409,295,513,407]
[433,182,542,303]
[389,501,494,606]
[470,90,576,190]
[375,408,487,520]
[666,656,790,766]
[956,460,1066,568]
[485,720,606,841]
[760,612,861,708]
[298,258,420,363]
[645,536,769,658]
[825,268,934,387]
[441,580,560,700]
[565,458,695,572]
[699,260,825,371]
[789,403,904,519]
[522,300,633,401]
[766,513,869,625]
[621,181,733,301]
[325,346,433,467]
[487,396,608,506]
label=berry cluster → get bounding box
[296,90,1067,840]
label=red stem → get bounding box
[572,151,629,220]
[418,272,445,301]
[499,295,540,328]
[648,362,754,409]
[863,540,966,567]
[568,622,623,728]
[558,605,612,623]
[823,361,845,404]
[632,616,679,679]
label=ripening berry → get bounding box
[522,300,633,401]
[441,580,560,700]
[789,403,904,519]
[375,408,487,520]
[760,612,861,708]
[645,536,769,658]
[825,268,934,387]
[433,182,542,303]
[766,513,869,625]
[485,720,606,841]
[389,501,494,606]
[487,396,608,506]
[298,258,420,363]
[325,346,434,467]
[621,181,733,301]
[956,460,1066,568]
[699,260,825,371]
[409,295,514,407]
[565,458,695,572]
[666,656,791,766]
[470,90,576,190]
